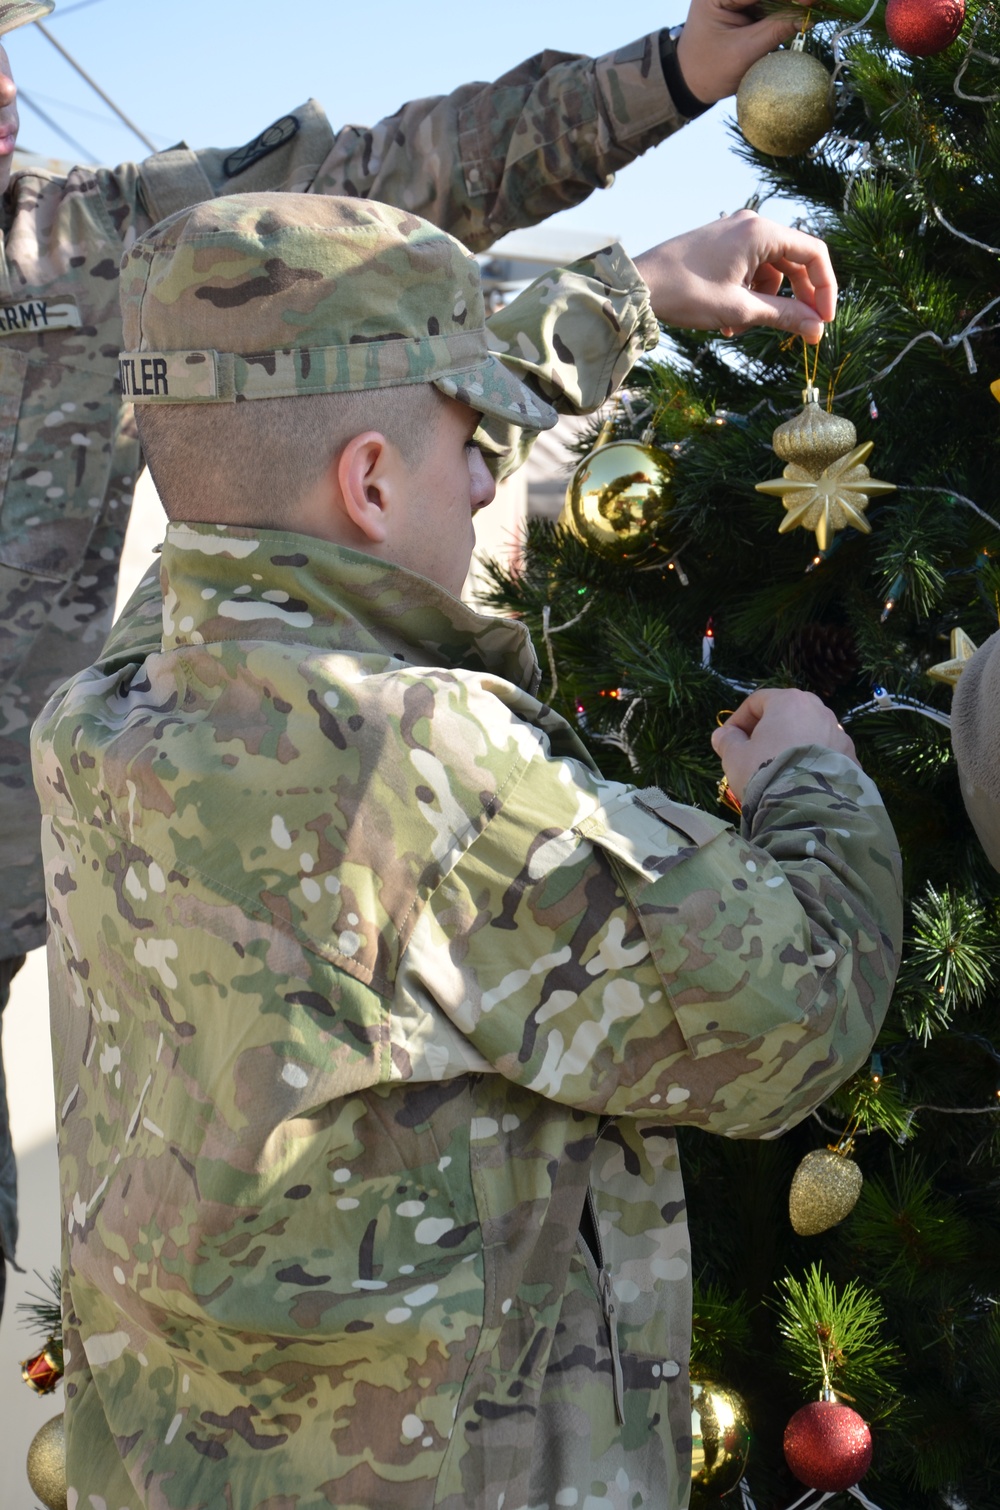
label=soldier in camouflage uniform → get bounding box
[0,0,835,1310]
[32,193,900,1508]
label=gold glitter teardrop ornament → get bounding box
[772,386,857,472]
[789,1147,863,1235]
[737,39,834,157]
[560,438,675,564]
[27,1413,68,1510]
[690,1376,752,1505]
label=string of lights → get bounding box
[841,688,952,731]
[739,1476,889,1510]
[953,8,1000,102]
[540,599,592,705]
[834,290,1000,403]
[829,0,883,92]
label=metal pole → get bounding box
[33,20,157,154]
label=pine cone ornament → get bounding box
[785,623,860,700]
[789,1147,863,1235]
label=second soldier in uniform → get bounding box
[33,192,901,1508]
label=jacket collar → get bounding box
[159,520,542,694]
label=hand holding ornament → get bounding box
[711,687,859,802]
[633,208,837,343]
[675,0,808,105]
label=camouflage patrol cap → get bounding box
[118,192,557,435]
[0,1,54,35]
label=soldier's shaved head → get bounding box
[136,385,443,527]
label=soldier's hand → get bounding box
[633,209,836,344]
[711,688,859,802]
[675,0,805,105]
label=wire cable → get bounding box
[33,19,156,152]
[17,87,96,162]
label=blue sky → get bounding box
[7,0,802,253]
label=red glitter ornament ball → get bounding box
[885,0,966,55]
[784,1400,873,1492]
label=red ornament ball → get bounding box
[784,1400,873,1491]
[885,0,965,55]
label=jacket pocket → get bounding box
[0,349,121,580]
[0,345,27,529]
[574,785,730,882]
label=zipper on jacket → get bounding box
[597,1251,626,1425]
[581,1182,626,1426]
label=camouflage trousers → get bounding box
[0,949,25,1319]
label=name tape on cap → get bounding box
[118,350,222,402]
[0,299,81,336]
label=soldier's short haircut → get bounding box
[135,384,444,527]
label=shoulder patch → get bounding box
[223,114,300,178]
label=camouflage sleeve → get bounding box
[479,243,659,479]
[125,38,682,249]
[308,35,685,250]
[397,738,903,1136]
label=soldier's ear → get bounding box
[335,431,395,544]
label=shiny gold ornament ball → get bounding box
[789,1148,863,1235]
[561,439,675,564]
[772,387,857,473]
[737,47,834,157]
[26,1412,68,1510]
[690,1376,752,1504]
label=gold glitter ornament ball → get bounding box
[561,438,675,563]
[690,1376,752,1505]
[737,46,834,157]
[772,386,857,472]
[789,1148,864,1235]
[27,1412,68,1510]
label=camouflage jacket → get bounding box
[0,33,685,961]
[33,526,903,1510]
[951,627,1000,870]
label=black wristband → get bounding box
[659,28,712,120]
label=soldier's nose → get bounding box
[469,447,495,513]
[0,72,16,108]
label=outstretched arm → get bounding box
[478,211,836,475]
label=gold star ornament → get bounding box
[755,441,897,552]
[927,627,978,687]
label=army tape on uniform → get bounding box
[0,298,81,336]
[118,330,487,403]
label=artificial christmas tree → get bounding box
[483,2,1000,1501]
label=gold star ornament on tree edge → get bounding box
[756,441,897,552]
[927,627,978,687]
